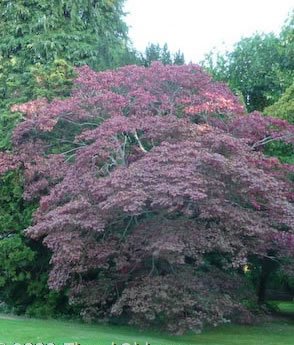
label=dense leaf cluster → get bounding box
[265,82,294,125]
[0,0,129,71]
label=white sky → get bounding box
[124,0,294,63]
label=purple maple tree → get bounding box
[3,62,294,333]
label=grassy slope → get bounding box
[0,314,294,345]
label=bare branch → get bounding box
[251,134,293,149]
[134,130,147,153]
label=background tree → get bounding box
[262,10,294,126]
[143,43,162,65]
[0,0,136,111]
[161,43,173,65]
[201,10,294,113]
[262,82,294,165]
[0,60,77,316]
[200,10,294,168]
[201,33,285,112]
[142,43,185,66]
[264,82,294,125]
[173,49,185,65]
[279,9,294,73]
[0,0,129,70]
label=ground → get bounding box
[0,302,293,345]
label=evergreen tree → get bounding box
[173,49,185,65]
[0,0,132,106]
[143,43,162,66]
[161,43,172,65]
[0,0,128,70]
[142,43,185,66]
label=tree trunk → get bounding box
[257,257,277,304]
[258,269,269,304]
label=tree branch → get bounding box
[251,134,293,149]
[134,130,147,153]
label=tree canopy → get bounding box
[201,10,294,112]
[0,0,129,70]
[201,33,285,112]
[265,82,294,125]
[2,62,294,333]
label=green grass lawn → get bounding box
[0,307,294,345]
[275,301,294,314]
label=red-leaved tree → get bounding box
[3,62,294,333]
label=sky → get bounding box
[124,0,294,63]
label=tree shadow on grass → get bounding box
[268,301,294,321]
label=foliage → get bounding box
[0,0,133,142]
[0,0,134,140]
[263,82,294,164]
[264,82,294,125]
[0,59,77,314]
[0,168,71,316]
[0,59,76,150]
[201,9,294,113]
[201,32,288,112]
[111,270,255,332]
[279,9,294,72]
[0,0,129,71]
[2,63,294,333]
[0,168,36,308]
[0,0,134,135]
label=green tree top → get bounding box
[201,33,284,112]
[142,43,185,66]
[200,9,294,113]
[264,82,294,124]
[280,9,294,71]
[0,0,128,69]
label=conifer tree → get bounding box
[142,43,185,66]
[0,0,128,69]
